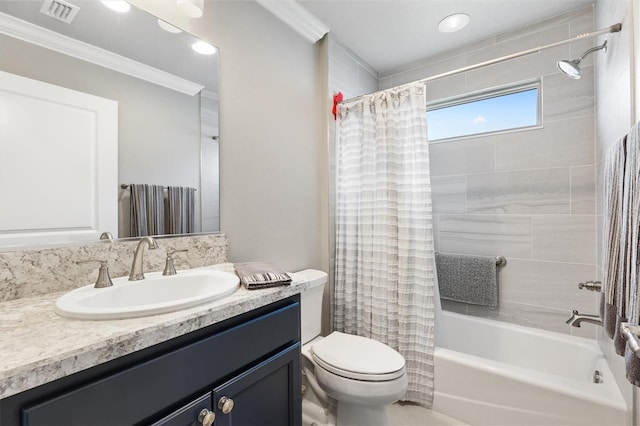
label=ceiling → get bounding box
[297,0,596,74]
[0,0,218,91]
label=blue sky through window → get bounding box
[426,88,539,141]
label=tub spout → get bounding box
[566,310,602,327]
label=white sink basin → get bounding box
[55,269,240,320]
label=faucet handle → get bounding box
[78,260,113,288]
[163,249,188,276]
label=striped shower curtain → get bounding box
[334,82,436,406]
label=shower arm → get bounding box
[577,42,608,62]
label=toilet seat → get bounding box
[310,332,406,382]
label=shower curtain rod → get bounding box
[341,23,622,105]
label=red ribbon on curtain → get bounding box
[332,92,343,120]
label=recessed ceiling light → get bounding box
[101,1,130,13]
[157,19,182,34]
[178,0,204,18]
[438,13,470,33]
[192,41,217,55]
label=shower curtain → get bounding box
[334,82,436,406]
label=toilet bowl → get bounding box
[297,270,408,426]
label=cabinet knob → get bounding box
[198,408,215,426]
[218,396,235,414]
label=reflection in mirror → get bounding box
[0,0,219,249]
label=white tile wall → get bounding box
[494,115,595,170]
[543,67,595,121]
[571,165,596,214]
[429,137,496,176]
[438,214,532,258]
[531,215,596,264]
[497,258,596,312]
[431,176,466,214]
[466,168,571,214]
[382,5,599,337]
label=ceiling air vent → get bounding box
[40,0,80,24]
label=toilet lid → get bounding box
[310,332,406,381]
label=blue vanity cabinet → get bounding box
[150,393,213,426]
[212,344,300,426]
[0,296,302,426]
[151,345,301,426]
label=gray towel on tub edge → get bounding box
[435,253,498,307]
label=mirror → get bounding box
[0,0,219,248]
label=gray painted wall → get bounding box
[131,0,325,272]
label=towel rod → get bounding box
[496,256,507,267]
[621,323,640,358]
[121,184,197,191]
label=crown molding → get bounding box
[0,12,204,96]
[256,0,329,43]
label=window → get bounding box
[426,81,541,142]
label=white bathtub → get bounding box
[433,310,628,426]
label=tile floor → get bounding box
[387,402,468,425]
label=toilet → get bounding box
[297,270,408,426]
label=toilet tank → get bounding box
[297,269,328,344]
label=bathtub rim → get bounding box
[434,310,627,413]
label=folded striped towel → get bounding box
[234,262,292,290]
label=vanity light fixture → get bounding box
[192,40,217,55]
[101,1,130,13]
[438,13,470,33]
[178,0,204,18]
[157,19,182,34]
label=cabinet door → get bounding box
[150,393,212,426]
[212,344,301,426]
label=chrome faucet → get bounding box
[129,236,159,281]
[566,310,603,327]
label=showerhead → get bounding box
[557,41,607,79]
[557,59,582,79]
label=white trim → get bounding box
[201,89,219,101]
[0,12,204,96]
[426,79,541,110]
[255,0,329,43]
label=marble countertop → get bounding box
[0,263,316,400]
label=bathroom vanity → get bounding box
[0,266,314,426]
